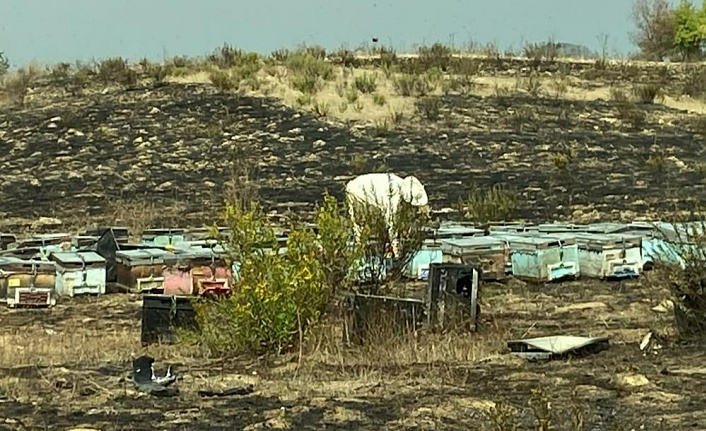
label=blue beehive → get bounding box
[495,233,580,282]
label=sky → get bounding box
[0,0,675,68]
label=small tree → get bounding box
[673,0,706,60]
[630,0,677,60]
[315,193,364,296]
[193,202,331,355]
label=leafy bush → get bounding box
[208,44,260,68]
[316,194,364,295]
[193,202,330,355]
[191,185,429,354]
[209,69,240,92]
[346,191,429,290]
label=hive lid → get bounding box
[50,251,106,264]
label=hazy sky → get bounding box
[0,0,669,67]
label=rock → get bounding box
[156,181,173,192]
[149,107,161,114]
[651,300,674,313]
[555,302,607,313]
[313,139,326,149]
[31,217,62,229]
[614,373,650,388]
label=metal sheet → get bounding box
[507,335,610,355]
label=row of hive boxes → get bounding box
[0,248,234,307]
[407,231,646,282]
[0,251,106,307]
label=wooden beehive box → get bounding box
[440,236,507,281]
[115,248,171,293]
[572,233,643,279]
[502,234,580,282]
[0,257,57,308]
[49,251,107,297]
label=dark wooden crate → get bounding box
[343,293,425,345]
[426,262,481,332]
[141,294,198,345]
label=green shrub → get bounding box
[286,52,334,94]
[209,69,239,92]
[632,83,663,103]
[417,43,453,71]
[316,193,364,294]
[97,57,137,86]
[393,74,434,97]
[415,96,442,120]
[346,193,429,290]
[191,188,429,354]
[354,73,377,93]
[457,184,519,224]
[193,202,329,355]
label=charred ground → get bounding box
[0,278,698,430]
[1,54,706,231]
